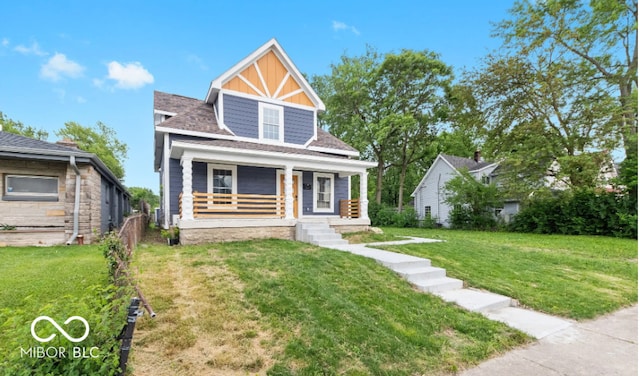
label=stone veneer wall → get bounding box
[180,226,295,245]
[0,158,105,246]
[63,163,103,244]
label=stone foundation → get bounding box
[180,226,295,244]
[332,224,370,234]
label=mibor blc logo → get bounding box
[31,316,90,343]
[20,315,99,359]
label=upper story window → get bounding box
[481,175,490,185]
[3,174,59,201]
[259,102,284,142]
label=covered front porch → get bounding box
[170,140,376,243]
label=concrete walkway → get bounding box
[326,236,638,375]
[331,237,573,339]
[461,305,638,376]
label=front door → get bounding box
[279,174,299,218]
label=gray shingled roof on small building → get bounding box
[441,154,494,171]
[0,131,127,191]
[0,131,91,155]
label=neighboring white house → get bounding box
[413,151,621,227]
[411,152,498,227]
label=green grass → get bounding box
[133,239,530,375]
[361,228,638,320]
[0,245,108,312]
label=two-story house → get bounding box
[154,39,376,244]
[411,152,499,227]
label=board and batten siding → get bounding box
[414,160,458,227]
[222,93,314,145]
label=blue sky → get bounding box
[0,0,516,192]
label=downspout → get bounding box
[66,155,81,245]
[437,173,442,222]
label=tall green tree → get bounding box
[56,121,128,180]
[379,50,453,209]
[496,0,638,193]
[313,48,452,207]
[312,47,391,205]
[469,52,618,197]
[0,112,49,140]
[128,186,159,210]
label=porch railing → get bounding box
[339,199,360,219]
[182,192,285,218]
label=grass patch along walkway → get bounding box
[132,239,530,375]
[346,229,638,320]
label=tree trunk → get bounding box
[375,158,384,204]
[397,162,407,211]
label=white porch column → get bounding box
[284,164,294,220]
[359,170,369,220]
[181,156,194,220]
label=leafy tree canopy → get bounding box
[56,121,128,180]
[128,186,159,210]
[0,112,49,140]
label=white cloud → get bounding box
[15,41,47,56]
[41,53,84,81]
[1,38,9,47]
[332,20,360,36]
[76,96,87,104]
[105,61,154,89]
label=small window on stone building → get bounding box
[4,175,59,201]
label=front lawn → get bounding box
[350,228,638,320]
[132,239,530,375]
[0,245,112,373]
[0,245,107,313]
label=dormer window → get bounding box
[259,102,284,142]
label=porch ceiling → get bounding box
[170,140,376,174]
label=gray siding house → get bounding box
[0,131,130,246]
[411,153,499,227]
[154,39,375,244]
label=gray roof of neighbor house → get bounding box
[0,131,128,193]
[441,154,495,172]
[153,90,359,169]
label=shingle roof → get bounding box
[310,128,358,153]
[154,91,232,136]
[155,90,359,155]
[0,131,91,155]
[441,154,494,171]
[175,138,350,160]
[154,91,200,114]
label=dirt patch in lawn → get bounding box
[131,248,276,375]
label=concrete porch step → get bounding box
[411,276,464,293]
[311,239,349,246]
[392,265,447,280]
[435,288,513,313]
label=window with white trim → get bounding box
[4,175,59,201]
[259,102,284,142]
[313,172,334,212]
[207,164,237,205]
[424,206,432,218]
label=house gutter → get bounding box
[66,155,81,245]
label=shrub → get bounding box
[0,285,130,375]
[509,189,637,239]
[369,202,419,227]
[0,234,134,375]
